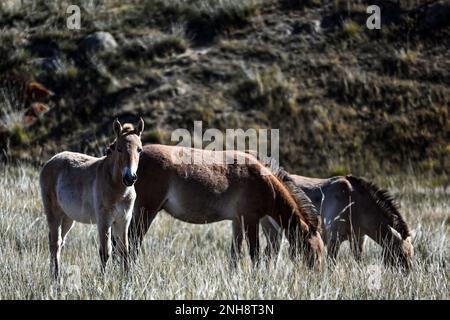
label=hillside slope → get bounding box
[0,0,449,177]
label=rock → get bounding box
[175,79,191,96]
[82,31,118,53]
[273,22,293,37]
[310,20,322,33]
[292,20,322,34]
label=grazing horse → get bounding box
[129,145,324,268]
[261,174,414,271]
[40,118,144,278]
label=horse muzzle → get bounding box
[122,171,137,187]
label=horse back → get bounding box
[289,175,350,204]
[40,151,101,223]
[136,144,275,223]
[40,151,99,187]
[289,175,353,236]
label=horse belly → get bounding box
[56,177,96,224]
[163,192,235,224]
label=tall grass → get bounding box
[0,164,448,299]
[0,88,24,132]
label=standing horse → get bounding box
[40,118,144,278]
[261,174,414,271]
[129,145,324,268]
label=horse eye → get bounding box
[117,147,123,153]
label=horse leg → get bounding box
[350,234,365,262]
[98,221,112,274]
[44,197,66,280]
[230,216,244,266]
[61,216,74,249]
[112,217,131,272]
[111,235,119,262]
[111,222,122,263]
[242,216,260,266]
[48,218,62,280]
[232,215,260,267]
[261,216,282,260]
[129,202,160,259]
[327,233,344,264]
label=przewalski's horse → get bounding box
[261,174,414,271]
[40,118,144,278]
[129,145,324,268]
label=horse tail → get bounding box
[39,158,55,217]
[345,175,411,240]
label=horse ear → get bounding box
[136,117,144,136]
[113,118,122,137]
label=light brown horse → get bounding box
[261,174,414,271]
[128,145,324,268]
[40,118,144,278]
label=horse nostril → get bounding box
[132,173,137,181]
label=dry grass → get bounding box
[341,20,361,38]
[0,164,448,299]
[0,89,24,132]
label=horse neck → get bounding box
[271,181,303,231]
[351,188,385,224]
[100,154,125,190]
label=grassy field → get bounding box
[0,164,447,299]
[0,0,448,300]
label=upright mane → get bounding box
[251,152,321,233]
[120,123,137,135]
[346,175,410,239]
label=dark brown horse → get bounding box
[261,174,414,271]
